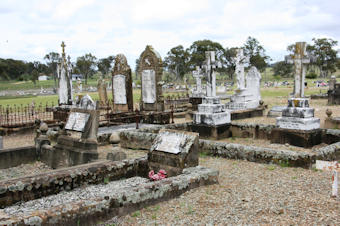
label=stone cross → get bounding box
[286,42,310,98]
[202,51,221,97]
[192,66,204,94]
[233,48,249,90]
[61,41,66,58]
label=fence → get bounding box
[0,102,55,127]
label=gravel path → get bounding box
[0,162,51,181]
[107,157,340,225]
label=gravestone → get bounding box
[0,136,3,149]
[276,42,320,130]
[97,77,108,107]
[76,78,82,93]
[48,95,99,168]
[226,50,262,110]
[148,129,199,177]
[192,66,204,97]
[272,42,320,147]
[138,45,164,111]
[316,160,339,197]
[191,51,231,139]
[328,76,340,105]
[112,53,133,112]
[57,41,73,106]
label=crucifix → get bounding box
[233,48,249,90]
[202,51,221,97]
[286,42,310,98]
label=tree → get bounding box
[186,39,225,71]
[164,45,189,80]
[308,38,338,78]
[243,37,270,72]
[224,47,238,79]
[272,61,293,78]
[44,52,60,88]
[31,69,39,85]
[97,56,115,77]
[75,53,97,85]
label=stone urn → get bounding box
[326,109,332,118]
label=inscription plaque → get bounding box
[142,69,156,104]
[65,112,90,132]
[154,132,186,154]
[113,74,127,104]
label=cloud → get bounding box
[0,0,339,66]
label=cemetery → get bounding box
[0,40,339,224]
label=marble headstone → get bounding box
[138,45,164,111]
[112,53,133,111]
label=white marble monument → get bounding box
[142,69,156,104]
[192,66,204,97]
[226,48,261,110]
[193,51,230,126]
[57,41,73,106]
[276,42,320,130]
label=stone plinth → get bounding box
[193,97,230,126]
[276,98,320,131]
[328,83,340,105]
[270,128,322,148]
[189,123,231,140]
[148,129,199,177]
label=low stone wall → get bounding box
[0,158,149,208]
[0,146,36,169]
[119,128,340,168]
[230,122,275,140]
[1,167,218,226]
[199,140,315,168]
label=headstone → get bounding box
[226,66,262,110]
[51,95,99,168]
[192,51,231,137]
[0,136,3,149]
[276,42,320,130]
[329,76,336,91]
[112,54,133,112]
[76,78,82,93]
[234,48,249,90]
[148,129,199,177]
[316,160,339,197]
[97,77,108,107]
[192,66,204,97]
[57,41,73,106]
[328,76,340,105]
[138,45,164,111]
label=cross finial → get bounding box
[61,41,66,57]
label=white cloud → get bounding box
[0,0,339,66]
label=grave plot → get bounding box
[0,123,218,225]
[119,122,340,168]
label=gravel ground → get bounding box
[0,161,51,181]
[108,157,339,225]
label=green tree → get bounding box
[97,55,115,77]
[243,36,270,72]
[272,61,293,78]
[187,39,225,70]
[44,52,60,88]
[224,47,238,79]
[31,69,39,85]
[164,45,189,80]
[308,38,338,78]
[75,53,97,85]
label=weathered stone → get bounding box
[109,132,120,144]
[148,129,199,176]
[57,41,73,106]
[112,54,133,111]
[106,151,127,161]
[138,45,164,111]
[97,77,108,107]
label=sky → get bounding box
[0,0,339,67]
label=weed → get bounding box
[104,177,110,184]
[292,176,297,180]
[267,165,276,170]
[151,214,157,220]
[131,211,140,217]
[199,152,208,157]
[279,160,290,168]
[153,205,160,212]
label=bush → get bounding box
[306,71,317,79]
[18,73,31,81]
